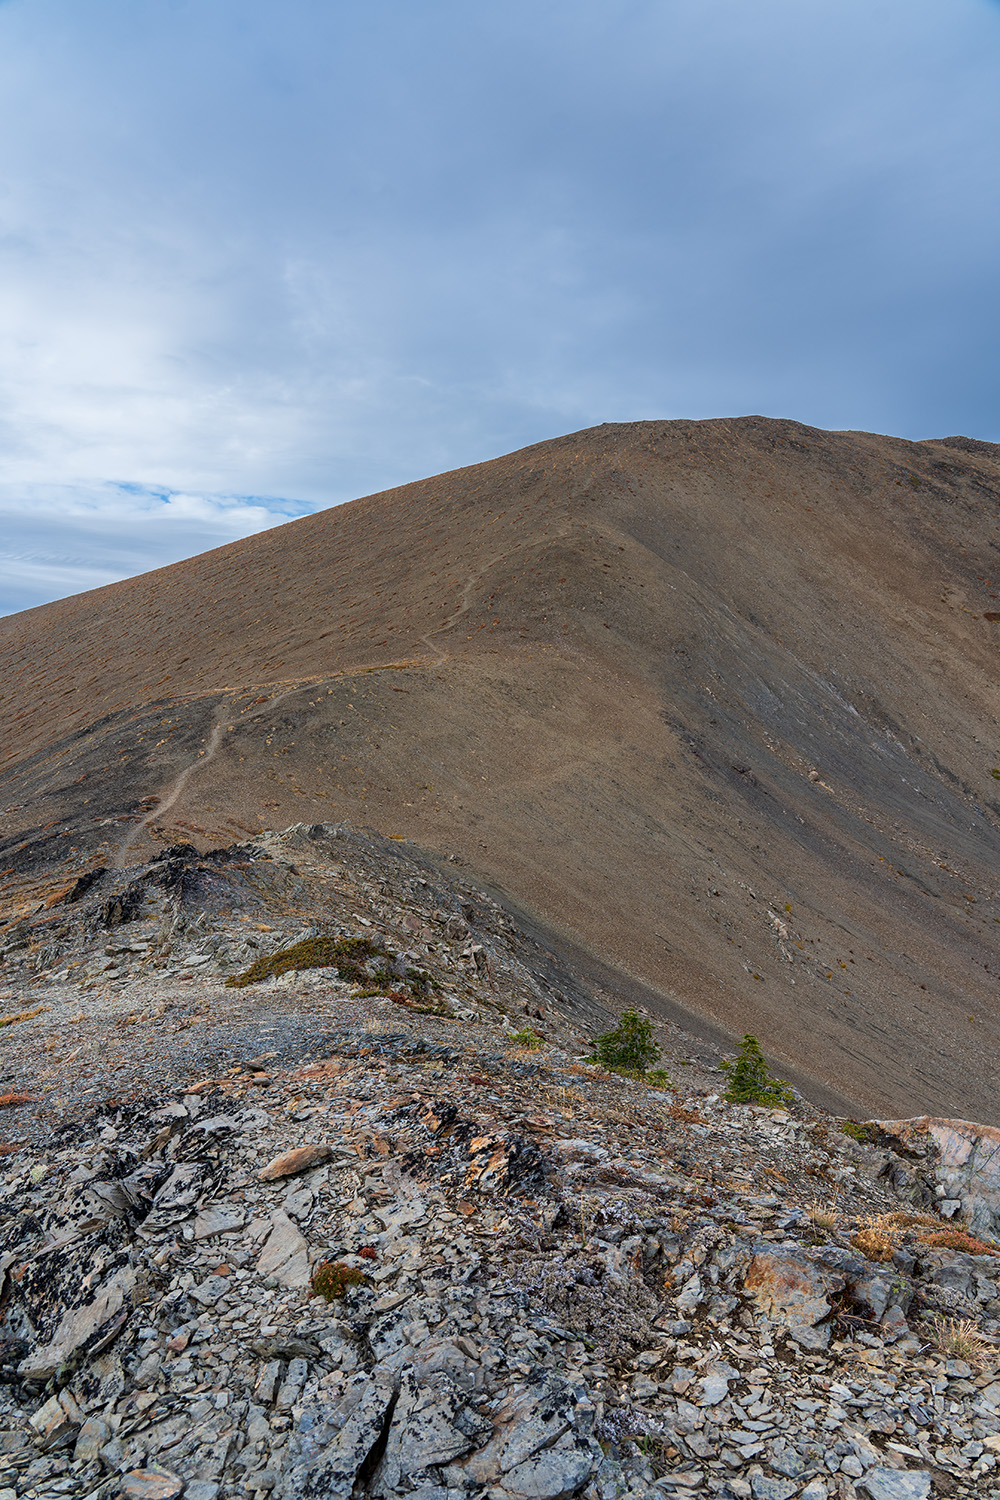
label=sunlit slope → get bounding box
[4,416,1000,1121]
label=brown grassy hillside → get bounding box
[4,415,1000,1121]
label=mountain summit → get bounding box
[3,416,1000,1121]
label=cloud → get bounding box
[0,0,999,613]
[0,481,306,616]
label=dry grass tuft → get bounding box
[0,1003,50,1028]
[882,1209,939,1230]
[807,1203,839,1230]
[851,1214,903,1263]
[666,1103,705,1125]
[930,1315,996,1370]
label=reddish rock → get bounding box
[259,1144,332,1180]
[744,1245,844,1349]
[120,1471,184,1500]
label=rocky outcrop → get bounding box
[0,1028,997,1500]
[0,826,999,1500]
[876,1116,1000,1234]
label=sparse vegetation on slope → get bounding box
[9,418,1000,1122]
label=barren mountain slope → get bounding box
[3,416,1000,1121]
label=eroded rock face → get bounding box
[876,1116,1000,1234]
[744,1246,843,1350]
[17,1267,136,1381]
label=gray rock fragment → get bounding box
[750,1478,799,1500]
[256,1210,311,1288]
[278,1373,397,1499]
[858,1469,933,1500]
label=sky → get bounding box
[2,0,1000,616]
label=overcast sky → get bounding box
[2,0,1000,615]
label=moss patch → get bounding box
[226,933,390,990]
[311,1261,369,1300]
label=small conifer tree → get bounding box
[588,1009,660,1073]
[721,1034,795,1106]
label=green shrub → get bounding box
[588,1009,661,1074]
[721,1034,794,1107]
[840,1119,872,1143]
[646,1069,674,1089]
[509,1027,545,1049]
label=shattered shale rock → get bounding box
[4,825,1000,1500]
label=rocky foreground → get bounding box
[0,825,999,1500]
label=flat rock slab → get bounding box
[743,1245,843,1349]
[256,1210,311,1288]
[859,1469,933,1500]
[193,1204,246,1238]
[18,1267,135,1380]
[260,1144,332,1180]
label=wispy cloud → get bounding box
[0,481,306,615]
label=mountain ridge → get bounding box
[4,416,1000,1122]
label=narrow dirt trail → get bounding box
[112,676,334,867]
[419,570,485,666]
[417,523,569,667]
[114,712,229,868]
